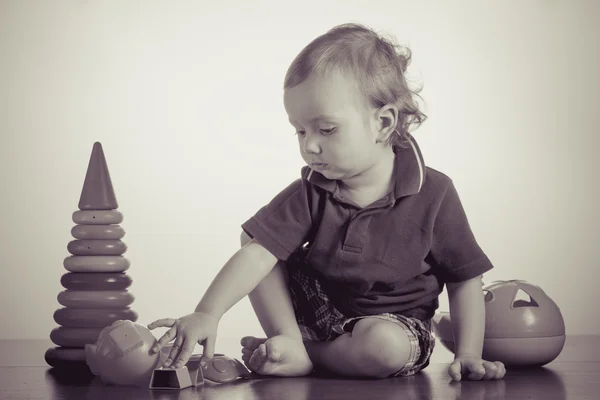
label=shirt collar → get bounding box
[302,133,426,202]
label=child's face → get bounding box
[283,70,383,181]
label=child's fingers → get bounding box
[164,335,184,367]
[153,326,177,354]
[148,318,179,353]
[493,361,506,379]
[200,335,217,368]
[481,361,499,380]
[173,342,195,369]
[466,362,486,380]
[448,360,462,381]
[147,318,177,330]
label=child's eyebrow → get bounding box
[289,114,341,124]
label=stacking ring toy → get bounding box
[63,256,130,272]
[57,290,134,308]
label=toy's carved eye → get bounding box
[484,290,494,302]
[513,288,539,308]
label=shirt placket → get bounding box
[341,206,388,255]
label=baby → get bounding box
[149,23,506,381]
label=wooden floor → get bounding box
[1,335,599,399]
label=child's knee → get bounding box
[351,318,411,377]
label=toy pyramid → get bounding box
[45,142,138,370]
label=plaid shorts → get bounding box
[286,254,436,377]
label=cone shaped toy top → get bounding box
[78,142,118,210]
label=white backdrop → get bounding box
[1,0,598,354]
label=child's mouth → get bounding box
[311,163,329,169]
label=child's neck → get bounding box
[337,148,396,208]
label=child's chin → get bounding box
[320,169,345,180]
[316,167,334,176]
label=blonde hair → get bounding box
[284,23,427,148]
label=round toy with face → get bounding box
[433,280,566,367]
[85,320,165,386]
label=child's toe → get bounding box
[248,346,267,372]
[265,339,282,362]
[241,336,266,351]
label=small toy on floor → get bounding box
[85,320,249,388]
[150,352,250,389]
[432,280,566,367]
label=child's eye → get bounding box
[294,130,305,136]
[320,128,336,135]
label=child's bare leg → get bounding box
[240,232,313,376]
[240,233,411,378]
[305,318,412,378]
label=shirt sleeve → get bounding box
[428,179,494,283]
[241,176,313,261]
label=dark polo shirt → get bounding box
[242,134,494,321]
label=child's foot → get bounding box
[240,335,313,376]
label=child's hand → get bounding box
[448,355,506,381]
[147,311,219,369]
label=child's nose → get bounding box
[302,134,321,154]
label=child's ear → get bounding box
[375,104,399,143]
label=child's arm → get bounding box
[148,238,278,367]
[194,238,278,317]
[446,275,506,381]
[446,275,485,359]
